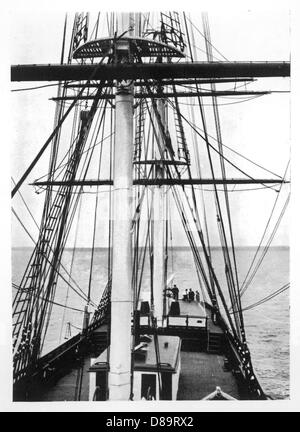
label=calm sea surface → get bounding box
[12,246,289,399]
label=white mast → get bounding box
[108,12,134,401]
[153,99,166,326]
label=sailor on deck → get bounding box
[172,284,179,300]
[183,289,188,301]
[188,289,195,302]
[164,285,179,300]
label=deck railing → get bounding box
[216,311,266,400]
[166,315,207,329]
[14,280,111,385]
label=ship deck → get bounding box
[38,356,91,401]
[177,299,223,334]
[38,349,241,401]
[34,301,243,401]
[178,352,240,400]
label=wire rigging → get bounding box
[167,98,280,192]
[239,160,290,297]
[232,283,289,313]
[11,82,76,92]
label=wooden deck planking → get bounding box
[177,300,223,334]
[207,317,223,335]
[39,356,91,401]
[178,300,206,316]
[37,303,229,401]
[177,351,240,400]
[40,351,240,401]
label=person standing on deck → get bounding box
[188,289,195,302]
[196,290,200,302]
[172,284,179,300]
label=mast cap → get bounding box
[73,36,185,59]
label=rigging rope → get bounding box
[183,14,242,338]
[176,94,267,107]
[193,185,280,192]
[167,99,280,192]
[202,12,244,336]
[59,194,83,344]
[11,82,76,92]
[13,79,109,372]
[11,206,93,306]
[135,61,238,338]
[11,177,87,297]
[188,20,216,298]
[12,283,87,313]
[240,192,290,298]
[231,283,289,313]
[240,161,290,297]
[184,13,230,61]
[36,65,108,365]
[12,15,136,381]
[87,99,107,302]
[11,38,117,199]
[176,116,283,180]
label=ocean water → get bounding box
[12,246,289,399]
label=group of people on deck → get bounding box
[165,284,200,303]
[165,284,179,300]
[183,288,200,303]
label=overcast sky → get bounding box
[9,7,291,247]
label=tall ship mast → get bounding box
[11,11,290,401]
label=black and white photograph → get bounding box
[2,0,298,412]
